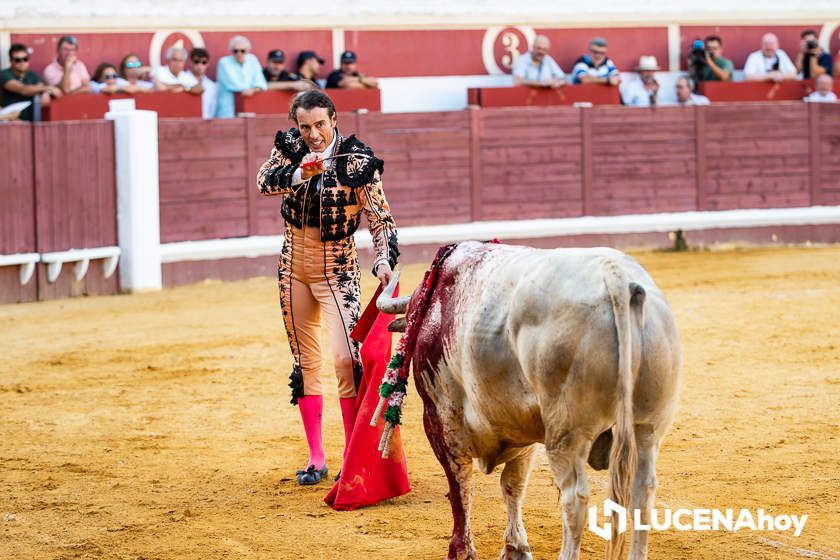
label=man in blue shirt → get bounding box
[571,37,620,86]
[215,35,268,118]
[511,35,565,88]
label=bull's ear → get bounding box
[387,317,407,332]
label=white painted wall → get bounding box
[106,109,162,292]
[1,1,838,30]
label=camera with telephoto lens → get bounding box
[689,39,708,66]
[806,39,819,50]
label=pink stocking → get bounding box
[339,397,358,454]
[297,395,325,468]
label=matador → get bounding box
[257,90,398,485]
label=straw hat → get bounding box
[636,55,660,71]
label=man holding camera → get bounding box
[689,35,733,83]
[795,30,833,80]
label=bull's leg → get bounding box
[499,446,537,560]
[423,408,476,560]
[629,424,662,560]
[441,455,475,560]
[545,431,591,560]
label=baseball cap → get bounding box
[340,50,357,63]
[268,49,285,62]
[296,50,325,68]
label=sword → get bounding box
[300,152,372,169]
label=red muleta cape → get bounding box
[324,284,411,510]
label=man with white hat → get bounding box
[621,55,660,106]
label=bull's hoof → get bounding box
[500,543,532,560]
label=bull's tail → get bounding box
[603,261,642,560]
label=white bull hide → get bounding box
[382,242,682,560]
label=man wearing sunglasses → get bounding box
[571,37,620,86]
[215,35,267,118]
[43,35,91,95]
[1,43,62,121]
[186,47,217,119]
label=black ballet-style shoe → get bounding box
[334,469,341,482]
[296,464,328,485]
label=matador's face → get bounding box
[295,107,337,153]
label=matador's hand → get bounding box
[376,263,393,288]
[300,153,326,179]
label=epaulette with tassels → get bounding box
[335,134,384,188]
[274,129,308,164]
[273,130,384,188]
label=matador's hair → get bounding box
[288,90,336,122]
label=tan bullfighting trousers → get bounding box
[278,223,362,400]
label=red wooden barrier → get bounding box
[589,105,698,215]
[32,120,119,299]
[468,84,621,107]
[817,102,840,205]
[44,92,202,121]
[698,81,808,102]
[156,102,840,246]
[359,111,473,227]
[477,107,583,220]
[235,89,381,116]
[158,118,251,243]
[0,124,37,303]
[700,102,811,210]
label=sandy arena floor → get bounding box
[1,245,839,560]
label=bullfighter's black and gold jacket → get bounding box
[257,128,399,274]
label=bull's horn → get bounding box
[376,269,410,315]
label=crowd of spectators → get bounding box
[0,33,380,121]
[512,31,836,107]
[1,29,837,122]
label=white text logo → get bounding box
[588,499,808,540]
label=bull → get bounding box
[376,241,682,560]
